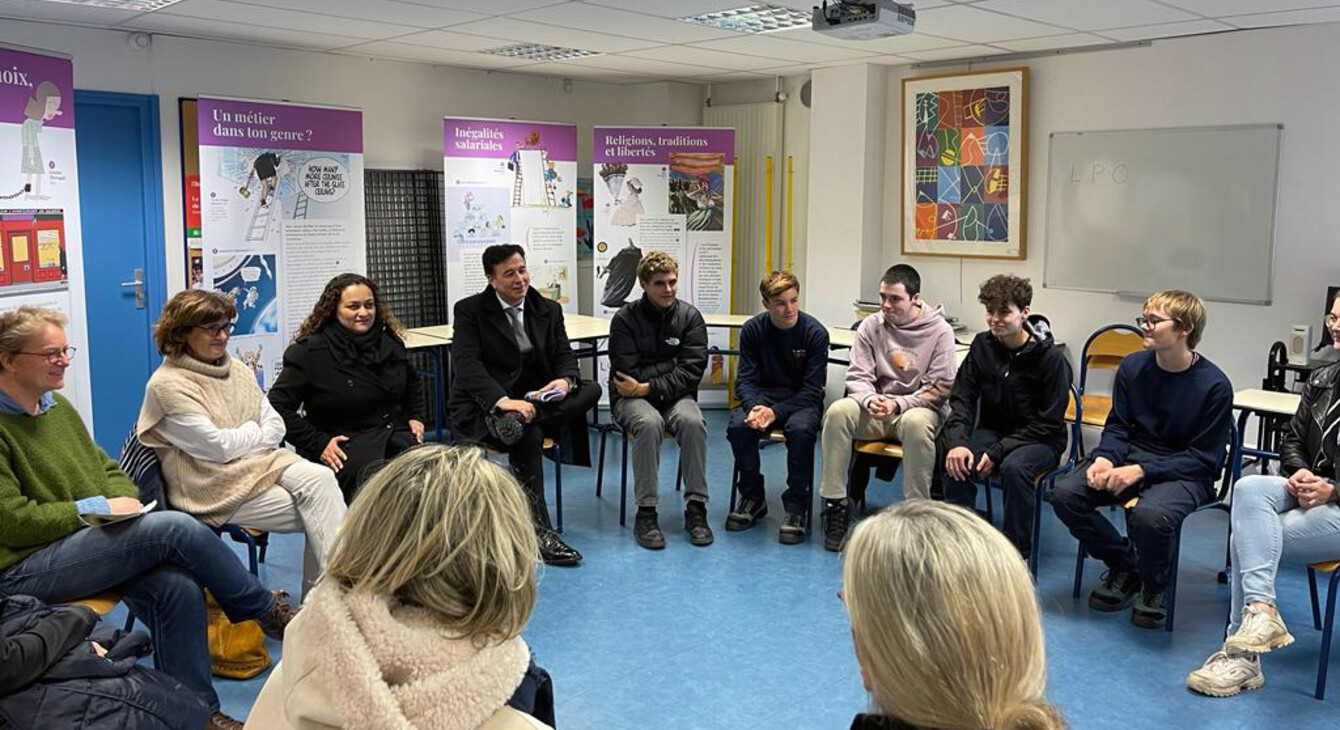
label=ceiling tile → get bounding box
[159,0,421,40]
[699,70,774,83]
[368,28,516,52]
[398,0,568,13]
[975,0,1196,31]
[991,31,1110,52]
[773,27,968,55]
[1158,0,1339,16]
[120,13,362,50]
[447,16,663,53]
[913,4,1070,42]
[622,44,785,70]
[0,0,139,25]
[1100,19,1235,42]
[230,0,488,29]
[1223,6,1340,29]
[511,61,651,83]
[558,54,725,78]
[689,34,881,63]
[510,2,739,43]
[333,40,534,68]
[582,0,801,20]
[899,44,1010,61]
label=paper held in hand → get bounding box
[80,500,157,527]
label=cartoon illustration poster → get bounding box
[592,127,734,390]
[197,97,365,389]
[443,117,577,315]
[0,44,92,418]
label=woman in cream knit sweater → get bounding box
[137,290,345,597]
[245,444,551,730]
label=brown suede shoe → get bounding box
[256,589,299,641]
[206,711,245,730]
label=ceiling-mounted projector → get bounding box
[812,0,916,40]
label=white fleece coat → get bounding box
[244,583,550,730]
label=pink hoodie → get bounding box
[845,303,958,416]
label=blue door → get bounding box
[74,91,166,454]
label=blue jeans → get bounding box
[0,511,277,711]
[1229,474,1340,633]
[942,428,1060,558]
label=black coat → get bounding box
[608,295,708,409]
[0,596,210,730]
[449,286,581,441]
[1281,360,1340,480]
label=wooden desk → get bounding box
[1232,388,1303,481]
[564,314,611,342]
[702,312,754,329]
[403,326,453,442]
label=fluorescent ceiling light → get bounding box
[679,4,812,34]
[28,0,186,10]
[480,42,603,62]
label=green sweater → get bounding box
[0,393,139,571]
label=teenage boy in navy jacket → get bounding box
[725,271,829,544]
[1051,290,1232,630]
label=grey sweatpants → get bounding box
[613,396,709,509]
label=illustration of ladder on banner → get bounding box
[512,149,557,207]
[292,191,310,220]
[245,199,275,242]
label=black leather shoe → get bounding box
[685,500,714,546]
[725,497,767,531]
[486,411,525,446]
[537,528,582,566]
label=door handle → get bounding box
[121,267,145,309]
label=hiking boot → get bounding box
[779,512,807,545]
[206,711,245,730]
[1225,604,1295,655]
[822,498,850,552]
[725,497,767,531]
[256,590,298,641]
[685,501,714,546]
[485,411,525,446]
[635,507,665,550]
[1088,568,1142,612]
[1132,586,1168,629]
[1186,649,1264,697]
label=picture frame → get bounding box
[901,67,1028,259]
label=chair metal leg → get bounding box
[1030,475,1047,579]
[729,464,739,512]
[983,478,995,524]
[1315,570,1340,699]
[620,430,629,527]
[554,441,564,534]
[1166,527,1182,632]
[123,611,135,632]
[675,462,682,492]
[596,427,608,498]
[1073,546,1086,600]
[1311,567,1322,630]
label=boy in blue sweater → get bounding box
[725,271,829,544]
[1052,290,1233,629]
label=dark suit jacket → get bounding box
[267,330,423,462]
[449,286,580,441]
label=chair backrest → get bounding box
[1078,324,1143,393]
[1215,418,1240,503]
[1063,384,1083,464]
[118,427,166,511]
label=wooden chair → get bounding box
[849,439,906,517]
[1306,560,1340,699]
[1070,325,1144,449]
[65,592,135,632]
[727,429,814,528]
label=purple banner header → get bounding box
[0,46,74,129]
[444,118,577,161]
[593,126,734,164]
[198,97,362,153]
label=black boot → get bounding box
[685,500,714,546]
[822,498,850,552]
[635,507,665,550]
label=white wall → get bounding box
[0,19,704,293]
[805,23,1340,393]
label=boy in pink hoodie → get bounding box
[818,264,958,551]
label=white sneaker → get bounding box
[1186,650,1264,697]
[1224,604,1295,655]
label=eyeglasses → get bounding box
[17,346,76,363]
[1327,314,1339,327]
[194,323,235,337]
[1135,315,1171,330]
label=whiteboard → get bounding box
[1043,125,1281,305]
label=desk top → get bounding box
[702,312,755,329]
[405,325,452,348]
[565,314,611,341]
[1233,388,1302,417]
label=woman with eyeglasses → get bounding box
[136,290,346,599]
[1188,290,1340,697]
[0,305,296,730]
[267,274,423,502]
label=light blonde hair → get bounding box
[843,501,1064,730]
[1144,289,1207,349]
[759,270,800,302]
[0,306,67,371]
[636,250,679,285]
[324,445,539,646]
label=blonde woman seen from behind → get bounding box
[244,445,551,730]
[842,501,1064,730]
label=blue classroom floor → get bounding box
[185,410,1332,729]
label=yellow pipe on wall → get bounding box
[765,155,774,273]
[786,155,794,271]
[728,157,740,408]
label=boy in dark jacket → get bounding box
[609,252,711,550]
[941,275,1069,561]
[725,271,829,544]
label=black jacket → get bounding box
[268,329,423,462]
[734,311,829,420]
[943,328,1070,464]
[449,286,580,439]
[608,295,707,408]
[848,714,920,730]
[1281,360,1340,480]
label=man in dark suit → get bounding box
[450,244,598,566]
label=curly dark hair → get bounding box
[295,273,406,340]
[978,274,1033,311]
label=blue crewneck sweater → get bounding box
[734,311,830,420]
[1091,349,1233,486]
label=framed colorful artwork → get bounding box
[901,67,1028,259]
